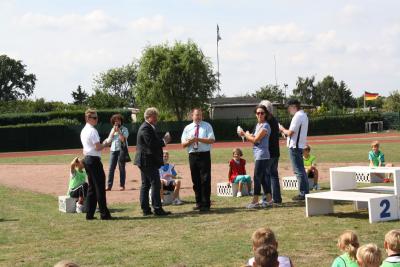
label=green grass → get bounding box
[0,185,397,267]
[1,142,400,165]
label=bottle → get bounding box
[237,126,245,142]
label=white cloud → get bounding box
[130,15,165,32]
[18,10,121,33]
[235,23,308,45]
[342,4,362,17]
[314,30,346,53]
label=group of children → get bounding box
[332,229,400,267]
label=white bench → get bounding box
[306,191,399,223]
[58,196,77,213]
[355,172,383,183]
[282,176,314,190]
[217,182,249,197]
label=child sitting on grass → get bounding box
[228,148,252,197]
[356,243,382,267]
[159,151,183,205]
[369,141,394,182]
[331,230,359,267]
[68,157,88,213]
[303,144,319,190]
[246,227,293,267]
[382,229,400,267]
[253,245,279,267]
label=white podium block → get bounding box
[217,182,249,197]
[58,196,76,213]
[368,195,399,223]
[282,176,314,190]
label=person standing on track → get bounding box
[80,108,112,220]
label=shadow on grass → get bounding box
[321,212,369,220]
[0,218,19,222]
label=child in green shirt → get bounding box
[381,230,400,267]
[369,141,394,183]
[331,230,360,267]
[68,157,88,213]
[303,145,319,190]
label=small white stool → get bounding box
[217,182,249,197]
[58,196,77,213]
[149,191,174,205]
[282,176,314,190]
[355,172,383,183]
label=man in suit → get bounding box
[134,107,172,216]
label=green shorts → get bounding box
[233,175,251,184]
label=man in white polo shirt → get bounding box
[80,109,112,220]
[279,99,309,201]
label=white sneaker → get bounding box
[237,192,242,197]
[246,202,260,209]
[173,199,183,205]
[76,203,85,213]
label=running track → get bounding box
[0,132,398,159]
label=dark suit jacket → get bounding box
[134,122,165,169]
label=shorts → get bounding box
[233,175,252,184]
[162,180,176,191]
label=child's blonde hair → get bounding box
[357,243,382,267]
[232,148,243,157]
[337,230,359,260]
[252,227,277,249]
[54,260,79,267]
[385,229,400,253]
[371,141,380,148]
[304,144,311,152]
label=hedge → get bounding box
[0,109,132,126]
[0,112,386,152]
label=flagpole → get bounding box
[217,25,220,93]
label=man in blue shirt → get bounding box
[181,108,215,212]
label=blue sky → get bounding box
[1,0,400,102]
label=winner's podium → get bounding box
[306,166,400,223]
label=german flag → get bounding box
[364,91,379,101]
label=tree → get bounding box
[93,61,137,107]
[71,85,88,105]
[292,76,318,106]
[383,90,400,111]
[136,41,217,121]
[316,76,356,109]
[87,90,128,109]
[252,84,284,103]
[0,54,36,101]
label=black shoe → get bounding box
[292,195,305,201]
[143,210,153,216]
[199,207,210,213]
[86,216,97,220]
[154,209,172,216]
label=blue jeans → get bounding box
[107,150,126,188]
[266,157,282,203]
[289,148,309,196]
[253,159,269,196]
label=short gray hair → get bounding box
[259,100,273,114]
[144,107,159,120]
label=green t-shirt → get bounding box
[303,154,316,168]
[381,255,400,267]
[331,253,359,267]
[369,150,385,167]
[68,169,87,195]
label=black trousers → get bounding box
[70,182,89,199]
[139,166,162,212]
[84,156,111,219]
[189,151,211,208]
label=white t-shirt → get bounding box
[247,256,292,267]
[287,110,308,149]
[80,123,101,157]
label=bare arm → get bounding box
[244,129,267,144]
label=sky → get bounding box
[1,0,400,102]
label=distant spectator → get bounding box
[68,157,88,213]
[106,113,129,191]
[356,243,382,267]
[159,151,183,205]
[303,145,320,190]
[382,229,400,267]
[228,148,252,197]
[331,230,359,267]
[246,227,293,267]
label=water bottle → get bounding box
[237,126,245,142]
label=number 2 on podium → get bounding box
[380,199,391,218]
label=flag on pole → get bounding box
[217,24,222,42]
[364,91,379,101]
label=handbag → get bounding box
[119,141,131,163]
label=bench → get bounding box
[217,182,249,197]
[282,176,314,190]
[306,191,399,223]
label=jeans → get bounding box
[107,150,126,188]
[266,157,282,203]
[253,159,269,196]
[289,148,309,196]
[139,166,162,212]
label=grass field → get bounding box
[1,142,400,165]
[1,142,400,266]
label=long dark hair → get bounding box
[254,105,269,122]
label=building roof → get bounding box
[209,96,261,107]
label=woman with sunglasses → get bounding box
[239,104,273,209]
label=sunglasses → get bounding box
[256,112,265,115]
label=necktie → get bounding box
[194,124,199,149]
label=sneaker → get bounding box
[315,184,321,190]
[246,202,260,209]
[292,195,305,201]
[172,199,183,205]
[261,200,274,208]
[76,203,85,213]
[237,192,242,197]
